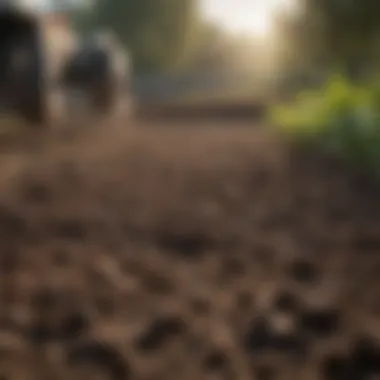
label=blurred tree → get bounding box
[187,23,236,71]
[75,0,200,73]
[274,0,380,81]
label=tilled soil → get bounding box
[0,120,378,380]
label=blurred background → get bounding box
[29,0,290,105]
[50,0,380,101]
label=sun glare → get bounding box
[202,0,289,37]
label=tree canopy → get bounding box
[274,0,380,80]
[75,0,200,73]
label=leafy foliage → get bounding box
[269,74,380,178]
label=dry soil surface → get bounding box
[0,119,378,380]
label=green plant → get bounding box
[268,73,380,179]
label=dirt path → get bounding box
[0,120,378,380]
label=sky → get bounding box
[201,0,291,36]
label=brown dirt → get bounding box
[0,119,379,380]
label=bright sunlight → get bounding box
[202,0,291,37]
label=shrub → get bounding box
[268,73,380,179]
